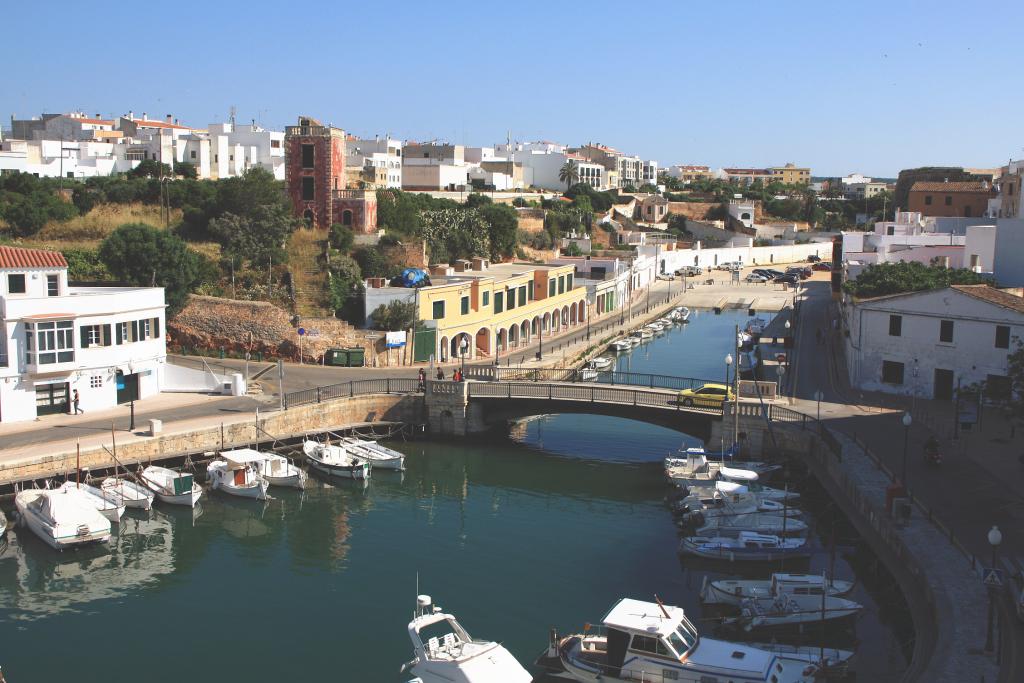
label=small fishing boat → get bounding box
[631,328,653,341]
[746,317,769,336]
[536,597,814,682]
[58,481,126,523]
[0,509,7,537]
[208,452,270,500]
[588,356,613,371]
[679,532,811,562]
[223,448,307,488]
[101,477,155,510]
[675,306,691,322]
[15,489,111,550]
[665,448,782,478]
[646,321,665,332]
[303,441,370,480]
[671,491,801,524]
[666,452,759,488]
[716,480,801,503]
[400,595,532,683]
[701,573,855,607]
[717,464,760,484]
[695,514,808,537]
[338,437,406,471]
[141,466,203,507]
[610,339,632,352]
[722,593,863,632]
[579,368,599,381]
[748,643,854,675]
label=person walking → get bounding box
[417,368,426,392]
[436,367,445,381]
[72,389,83,415]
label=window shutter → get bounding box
[80,326,90,348]
[131,320,139,342]
[116,323,123,345]
[102,324,112,346]
[153,317,160,340]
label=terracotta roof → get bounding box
[131,119,191,130]
[951,285,1024,314]
[0,246,67,270]
[724,168,770,175]
[66,116,114,126]
[910,181,992,193]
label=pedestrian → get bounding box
[436,367,445,381]
[417,368,426,392]
[72,389,83,415]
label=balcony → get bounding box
[332,189,371,200]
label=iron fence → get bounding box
[283,377,419,409]
[467,381,723,415]
[467,366,715,392]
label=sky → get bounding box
[3,1,1021,177]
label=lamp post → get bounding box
[460,337,469,375]
[725,353,733,388]
[986,525,1003,654]
[536,322,544,361]
[901,412,912,489]
[814,389,824,422]
[784,319,792,348]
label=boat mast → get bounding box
[76,442,81,488]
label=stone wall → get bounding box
[516,208,545,233]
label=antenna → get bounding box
[654,594,671,619]
[229,105,236,126]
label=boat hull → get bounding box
[265,472,306,489]
[212,478,269,500]
[14,494,110,551]
[102,478,154,510]
[679,539,811,562]
[155,488,203,507]
[308,458,370,480]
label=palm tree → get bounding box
[559,160,580,191]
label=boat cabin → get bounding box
[599,599,700,674]
[769,574,830,597]
[220,449,266,485]
[734,532,787,549]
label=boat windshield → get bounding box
[667,623,698,658]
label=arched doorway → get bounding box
[438,336,449,362]
[543,312,551,332]
[578,301,586,323]
[496,328,507,352]
[569,304,577,325]
[508,324,519,348]
[520,320,530,343]
[561,306,570,326]
[303,209,314,227]
[475,327,490,357]
[451,333,471,360]
[531,317,540,335]
[342,209,353,226]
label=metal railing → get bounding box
[465,366,715,392]
[468,381,723,415]
[283,377,419,409]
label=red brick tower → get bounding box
[284,116,346,230]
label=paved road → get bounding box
[790,278,1020,681]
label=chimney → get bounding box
[142,112,147,120]
[166,114,172,124]
[95,113,101,119]
[128,110,134,121]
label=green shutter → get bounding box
[153,318,160,340]
[460,296,469,315]
[549,279,556,297]
[102,324,112,346]
[494,292,503,313]
[80,326,90,348]
[115,323,123,344]
[519,286,527,307]
[432,301,445,319]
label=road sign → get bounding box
[983,567,1004,588]
[297,327,306,336]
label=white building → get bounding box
[0,246,166,423]
[207,122,285,180]
[515,150,606,191]
[346,136,402,188]
[842,285,1023,400]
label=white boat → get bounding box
[303,441,370,480]
[679,532,811,562]
[101,477,155,510]
[646,321,665,332]
[748,643,854,674]
[718,465,759,483]
[630,329,653,341]
[58,481,126,523]
[716,480,801,503]
[670,491,801,523]
[722,593,863,632]
[14,489,111,551]
[588,356,613,371]
[746,317,768,336]
[695,513,808,537]
[579,368,599,381]
[665,448,781,477]
[0,509,7,537]
[536,597,813,682]
[208,452,270,500]
[667,453,758,488]
[701,573,855,607]
[338,437,406,471]
[222,448,307,488]
[140,466,203,507]
[400,595,532,683]
[674,306,691,322]
[610,339,632,352]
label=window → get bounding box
[995,325,1011,349]
[944,195,952,206]
[431,301,445,320]
[46,274,59,297]
[558,275,565,294]
[924,195,933,205]
[566,274,573,290]
[301,144,315,169]
[630,634,670,657]
[460,296,469,315]
[31,321,74,365]
[271,139,281,149]
[482,291,489,307]
[494,291,504,313]
[90,375,103,388]
[507,287,516,310]
[7,274,25,294]
[116,321,128,344]
[887,226,895,236]
[518,285,527,307]
[882,360,905,385]
[964,206,972,217]
[548,279,556,297]
[81,325,101,348]
[301,177,315,201]
[190,150,196,159]
[939,319,954,343]
[888,315,902,337]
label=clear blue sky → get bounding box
[4,1,1021,177]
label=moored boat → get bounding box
[223,448,307,488]
[536,597,813,682]
[101,477,155,510]
[679,531,811,562]
[694,514,808,537]
[141,466,203,507]
[15,488,111,550]
[721,593,863,632]
[400,595,532,683]
[748,643,854,675]
[610,339,632,352]
[716,480,801,503]
[57,481,126,523]
[0,509,7,537]
[588,356,613,371]
[208,452,270,500]
[303,441,370,480]
[700,573,855,607]
[675,306,691,322]
[338,437,406,471]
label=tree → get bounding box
[370,300,418,331]
[420,208,490,263]
[638,183,658,194]
[465,193,492,209]
[173,161,198,179]
[129,159,172,178]
[352,245,391,278]
[0,189,77,237]
[62,248,111,281]
[559,160,580,190]
[329,223,354,252]
[564,242,583,256]
[99,223,204,315]
[324,254,363,321]
[480,203,518,261]
[208,204,297,267]
[843,261,994,299]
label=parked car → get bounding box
[786,267,811,280]
[763,269,786,279]
[678,383,735,408]
[775,274,799,285]
[676,265,703,276]
[717,261,742,271]
[811,262,832,271]
[807,255,821,263]
[744,273,769,283]
[751,268,776,279]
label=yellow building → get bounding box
[769,163,811,185]
[365,260,589,362]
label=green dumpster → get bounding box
[325,348,348,367]
[345,347,365,367]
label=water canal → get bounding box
[0,309,911,681]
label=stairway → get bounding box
[288,228,331,317]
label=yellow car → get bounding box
[678,383,735,408]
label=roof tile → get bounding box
[0,246,68,270]
[951,285,1024,314]
[909,181,992,193]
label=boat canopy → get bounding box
[221,449,270,467]
[601,598,689,638]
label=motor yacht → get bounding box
[701,573,855,607]
[15,488,111,551]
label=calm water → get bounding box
[0,309,910,681]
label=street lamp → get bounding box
[460,337,469,375]
[814,389,824,422]
[725,354,733,388]
[901,412,912,489]
[777,364,786,396]
[986,525,1003,654]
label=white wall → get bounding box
[993,219,1024,286]
[638,241,830,273]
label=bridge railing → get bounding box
[468,381,723,415]
[283,377,419,409]
[465,366,715,391]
